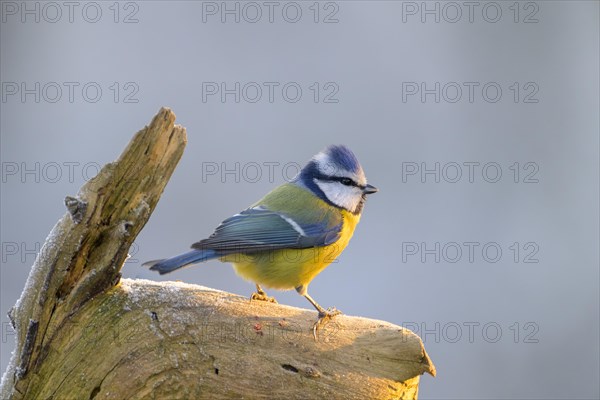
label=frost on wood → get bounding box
[0,107,435,400]
[6,278,435,399]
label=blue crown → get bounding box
[323,145,361,175]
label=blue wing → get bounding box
[191,206,342,254]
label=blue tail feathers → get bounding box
[143,249,218,275]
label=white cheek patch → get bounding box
[314,179,362,212]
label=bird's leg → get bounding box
[250,284,277,303]
[295,285,341,339]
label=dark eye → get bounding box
[340,178,353,186]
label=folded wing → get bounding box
[191,206,342,255]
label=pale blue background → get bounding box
[1,1,599,399]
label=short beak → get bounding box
[362,183,378,194]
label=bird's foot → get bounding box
[313,307,342,340]
[250,290,278,303]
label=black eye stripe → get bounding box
[332,177,358,187]
[314,173,364,189]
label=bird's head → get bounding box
[295,145,378,214]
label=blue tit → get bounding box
[144,145,377,323]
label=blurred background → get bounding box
[1,1,598,398]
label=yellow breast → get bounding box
[227,209,361,290]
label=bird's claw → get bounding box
[250,291,278,303]
[317,307,341,320]
[313,307,342,340]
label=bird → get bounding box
[143,144,378,331]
